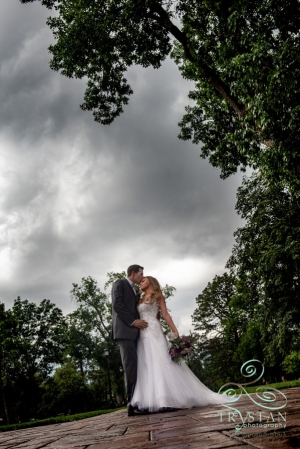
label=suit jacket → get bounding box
[111,278,140,340]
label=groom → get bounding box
[111,264,148,416]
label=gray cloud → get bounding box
[0,0,244,332]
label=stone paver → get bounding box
[0,387,299,448]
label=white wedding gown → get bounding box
[131,302,228,412]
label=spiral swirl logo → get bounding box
[218,359,287,434]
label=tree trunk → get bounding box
[2,391,9,425]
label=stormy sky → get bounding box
[0,0,244,333]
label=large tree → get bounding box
[20,0,300,188]
[227,172,300,372]
[191,273,245,387]
[39,359,92,416]
[191,171,300,383]
[70,275,123,403]
[0,298,67,423]
[11,297,67,378]
[0,304,18,424]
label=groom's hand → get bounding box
[133,319,148,329]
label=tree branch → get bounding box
[149,1,245,117]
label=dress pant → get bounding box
[118,338,138,402]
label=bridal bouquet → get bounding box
[166,332,194,364]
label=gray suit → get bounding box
[111,278,140,402]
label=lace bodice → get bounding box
[138,302,164,341]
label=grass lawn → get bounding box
[227,378,300,395]
[0,407,125,432]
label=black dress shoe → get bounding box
[133,408,150,415]
[159,407,179,413]
[127,404,135,416]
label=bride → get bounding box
[131,276,228,412]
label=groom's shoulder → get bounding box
[113,278,127,288]
[116,277,127,284]
[111,278,129,297]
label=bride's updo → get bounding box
[142,276,163,304]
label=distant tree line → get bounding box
[0,274,175,424]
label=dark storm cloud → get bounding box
[0,0,244,331]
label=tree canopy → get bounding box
[20,0,300,188]
[188,167,300,386]
[0,298,67,423]
[226,172,300,367]
[191,171,300,383]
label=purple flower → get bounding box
[168,335,194,364]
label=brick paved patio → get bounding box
[0,387,299,449]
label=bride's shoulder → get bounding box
[159,292,165,300]
[156,293,165,305]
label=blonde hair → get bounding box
[141,276,163,304]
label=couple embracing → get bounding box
[111,264,228,417]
